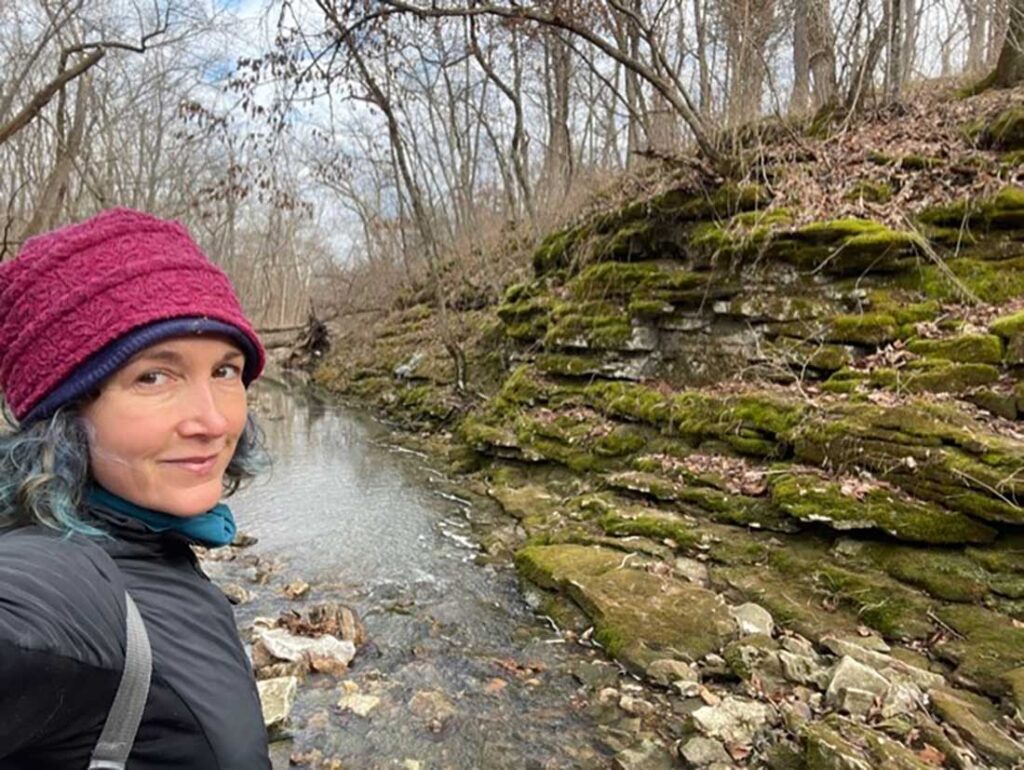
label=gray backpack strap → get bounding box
[88,592,152,770]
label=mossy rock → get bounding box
[713,294,836,324]
[543,310,635,350]
[900,255,1024,304]
[918,185,1024,231]
[906,333,1004,364]
[803,715,936,770]
[990,310,1024,339]
[532,228,581,274]
[848,541,995,603]
[606,470,799,532]
[650,182,767,221]
[761,339,853,372]
[979,107,1024,152]
[770,472,996,545]
[599,510,701,548]
[768,219,924,276]
[825,312,899,346]
[515,544,736,672]
[890,360,1001,394]
[899,154,942,171]
[570,261,705,302]
[933,604,1024,701]
[789,400,1024,524]
[688,207,795,264]
[844,179,894,204]
[966,537,1024,575]
[770,551,935,640]
[715,565,863,642]
[928,687,1024,767]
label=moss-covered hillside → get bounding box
[313,94,1024,769]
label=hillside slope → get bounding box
[313,88,1024,769]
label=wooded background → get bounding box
[1,0,1021,326]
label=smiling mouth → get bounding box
[162,454,220,474]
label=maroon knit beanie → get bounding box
[0,208,266,424]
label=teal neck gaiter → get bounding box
[86,484,237,548]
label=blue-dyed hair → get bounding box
[0,406,269,536]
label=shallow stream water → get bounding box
[224,378,614,770]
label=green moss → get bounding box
[497,365,548,406]
[868,151,895,165]
[653,182,767,220]
[990,310,1024,339]
[789,400,1024,524]
[917,185,1024,231]
[593,425,647,457]
[543,311,633,350]
[902,256,1024,304]
[982,107,1024,151]
[826,313,899,346]
[935,605,1024,699]
[770,472,997,544]
[570,261,703,301]
[515,543,736,672]
[496,295,550,323]
[599,511,700,548]
[535,353,604,377]
[904,361,1000,392]
[845,180,894,204]
[851,542,993,603]
[900,154,942,170]
[966,539,1024,575]
[532,228,579,274]
[907,333,1004,363]
[803,716,936,770]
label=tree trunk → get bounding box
[991,0,1024,86]
[791,0,811,113]
[542,28,573,198]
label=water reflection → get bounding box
[232,379,609,769]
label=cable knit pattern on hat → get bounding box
[0,208,265,421]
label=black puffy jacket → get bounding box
[0,505,271,769]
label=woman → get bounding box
[0,208,273,769]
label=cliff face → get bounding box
[314,97,1024,767]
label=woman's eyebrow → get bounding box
[128,348,244,365]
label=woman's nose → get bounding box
[177,380,230,437]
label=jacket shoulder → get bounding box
[0,526,126,668]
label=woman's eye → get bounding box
[215,364,242,379]
[136,370,169,386]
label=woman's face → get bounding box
[80,335,248,517]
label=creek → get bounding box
[226,378,614,770]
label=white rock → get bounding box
[338,692,381,718]
[826,656,889,712]
[835,687,878,717]
[680,736,731,766]
[823,636,942,689]
[778,650,831,689]
[692,696,773,744]
[881,682,924,719]
[646,659,698,686]
[730,603,774,637]
[673,557,709,586]
[257,676,297,738]
[257,627,356,668]
[780,634,816,658]
[673,680,702,698]
[619,694,656,717]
